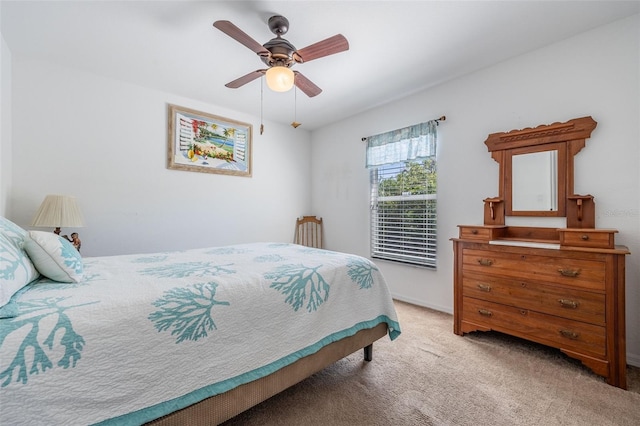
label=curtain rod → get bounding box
[361,115,446,141]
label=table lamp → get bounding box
[31,194,85,251]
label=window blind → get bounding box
[370,160,437,268]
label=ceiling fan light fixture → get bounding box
[265,66,295,92]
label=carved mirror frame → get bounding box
[483,116,597,228]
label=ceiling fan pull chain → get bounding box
[291,87,301,128]
[260,78,264,135]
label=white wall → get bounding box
[311,15,640,364]
[0,33,11,216]
[9,58,312,256]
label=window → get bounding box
[370,159,437,268]
[365,120,439,268]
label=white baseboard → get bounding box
[390,293,452,315]
[627,353,640,368]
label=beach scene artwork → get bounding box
[168,105,252,176]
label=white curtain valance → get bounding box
[365,120,438,168]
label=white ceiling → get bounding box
[1,1,639,130]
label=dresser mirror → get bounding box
[510,147,560,214]
[484,116,597,226]
[506,141,567,216]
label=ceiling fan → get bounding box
[213,15,349,97]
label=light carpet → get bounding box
[222,300,640,425]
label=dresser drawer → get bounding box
[462,273,605,325]
[462,297,606,357]
[559,229,617,249]
[459,226,492,240]
[462,248,606,291]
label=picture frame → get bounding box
[167,104,252,177]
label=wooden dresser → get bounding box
[453,117,630,389]
[453,226,629,388]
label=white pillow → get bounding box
[23,231,84,283]
[0,217,40,309]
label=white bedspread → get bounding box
[0,243,400,425]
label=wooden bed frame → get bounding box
[147,323,388,425]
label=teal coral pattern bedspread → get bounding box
[0,243,400,425]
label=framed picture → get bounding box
[167,104,252,177]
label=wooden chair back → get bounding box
[294,216,323,248]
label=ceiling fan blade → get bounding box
[225,70,266,88]
[294,72,322,97]
[213,20,270,57]
[294,34,349,63]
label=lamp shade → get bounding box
[31,195,85,228]
[265,66,295,92]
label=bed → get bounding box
[0,216,401,425]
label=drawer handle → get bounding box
[581,234,589,241]
[558,299,579,309]
[477,284,491,292]
[558,268,581,278]
[478,309,493,317]
[478,258,493,266]
[559,329,579,340]
[471,229,478,235]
